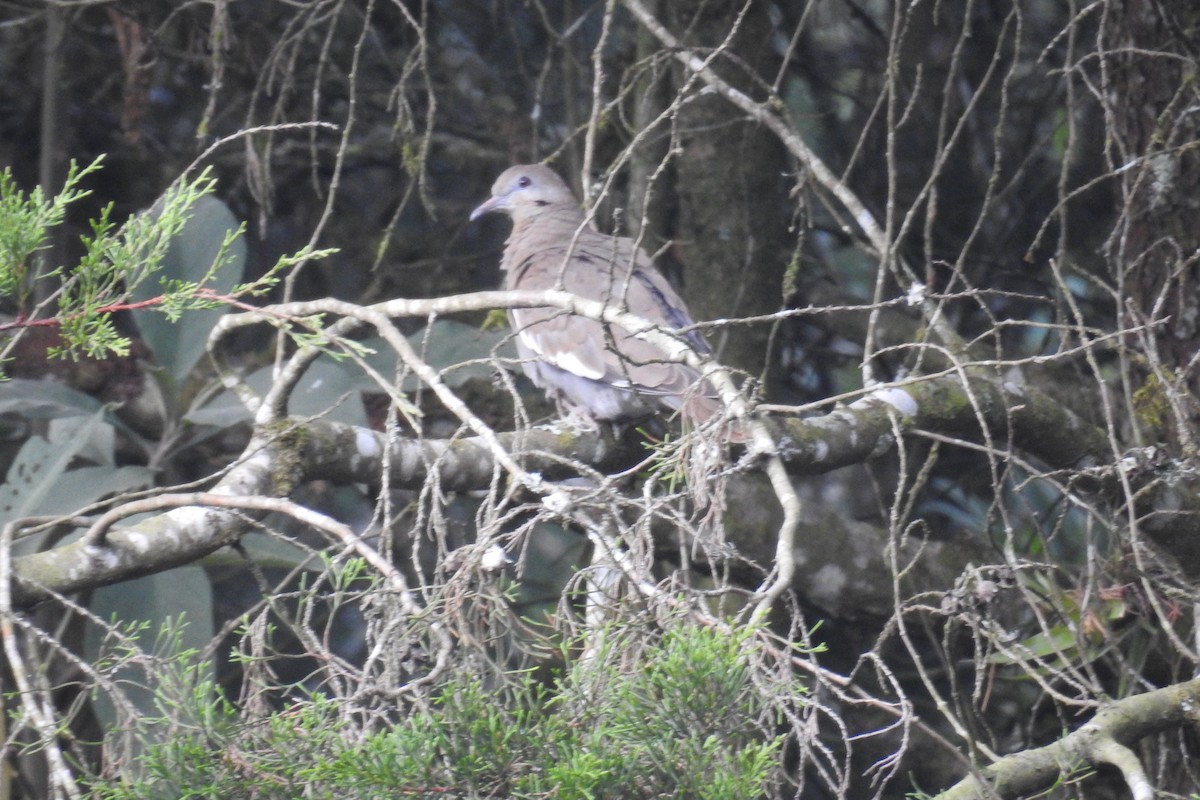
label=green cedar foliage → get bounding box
[89,620,787,800]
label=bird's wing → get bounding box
[510,306,616,384]
[508,232,713,399]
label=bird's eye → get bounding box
[517,176,532,188]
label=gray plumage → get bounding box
[470,164,720,424]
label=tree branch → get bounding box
[4,360,1103,612]
[620,0,889,258]
[935,677,1200,800]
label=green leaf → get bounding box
[986,624,1080,666]
[0,156,103,298]
[203,532,323,572]
[129,194,247,384]
[353,319,514,393]
[28,465,153,519]
[83,568,215,770]
[0,378,105,418]
[0,411,107,532]
[511,519,589,618]
[0,411,153,554]
[185,359,367,428]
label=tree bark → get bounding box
[668,0,791,389]
[1108,0,1200,454]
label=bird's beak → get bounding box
[469,195,502,221]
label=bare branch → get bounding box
[936,678,1200,800]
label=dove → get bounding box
[470,164,722,426]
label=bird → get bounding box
[469,164,723,427]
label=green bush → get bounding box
[88,621,786,800]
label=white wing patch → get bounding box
[518,329,607,380]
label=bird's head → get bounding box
[469,164,578,224]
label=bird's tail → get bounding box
[678,387,747,443]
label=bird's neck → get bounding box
[507,205,588,248]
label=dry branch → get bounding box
[936,677,1200,800]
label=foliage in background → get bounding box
[0,157,103,303]
[0,161,283,369]
[0,1,1198,798]
[88,611,786,800]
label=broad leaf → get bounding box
[130,194,246,384]
[0,378,105,418]
[83,566,215,769]
[0,411,107,530]
[353,319,514,393]
[185,359,367,427]
[0,411,153,555]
